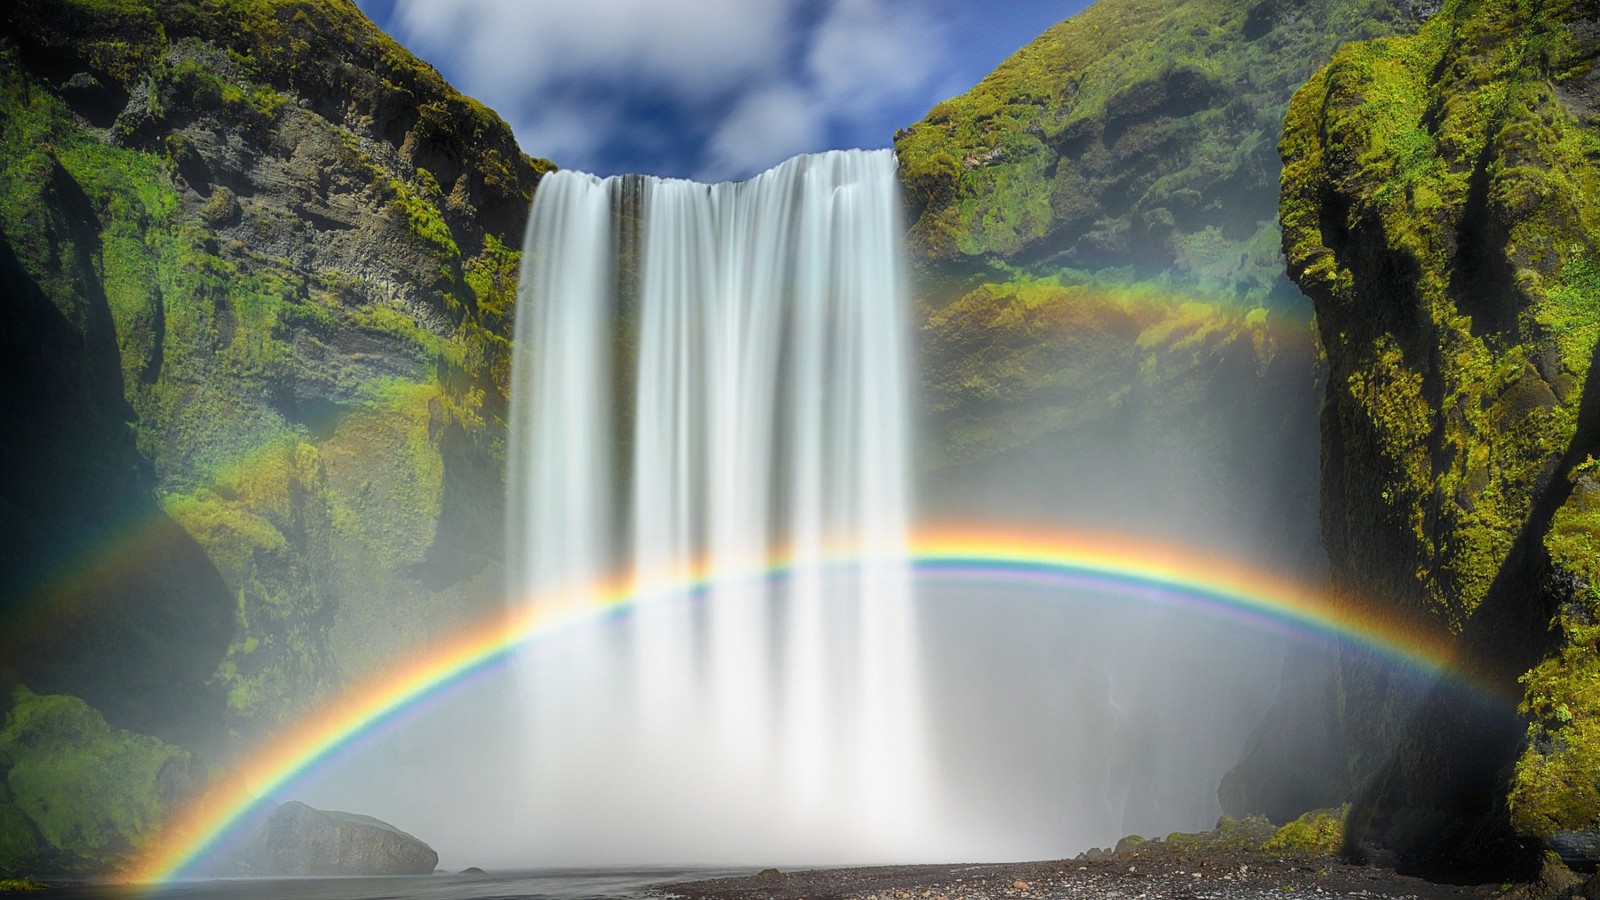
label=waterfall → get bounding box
[506,149,933,863]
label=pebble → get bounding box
[656,854,1486,900]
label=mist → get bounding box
[260,145,1326,869]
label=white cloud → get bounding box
[373,0,948,179]
[698,83,824,182]
[696,0,943,178]
[510,99,618,171]
[387,0,795,100]
[808,0,942,117]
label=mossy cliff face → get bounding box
[918,277,1324,570]
[0,680,207,876]
[0,0,547,788]
[1280,0,1599,872]
[896,0,1425,302]
[898,0,1429,556]
[900,0,1433,822]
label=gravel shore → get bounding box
[656,854,1493,900]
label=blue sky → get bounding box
[353,0,1092,181]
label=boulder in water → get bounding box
[255,801,437,876]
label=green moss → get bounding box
[464,232,519,326]
[1282,0,1600,628]
[0,49,175,333]
[1113,834,1148,854]
[0,804,45,877]
[1263,807,1346,856]
[0,686,202,868]
[921,271,1310,479]
[1280,0,1600,854]
[148,0,541,219]
[1163,815,1278,851]
[388,177,459,283]
[1539,256,1600,378]
[1510,639,1600,838]
[349,303,445,360]
[921,277,1143,430]
[1546,459,1600,589]
[0,44,324,490]
[163,438,338,743]
[1515,456,1600,838]
[165,488,286,560]
[321,378,445,571]
[8,0,166,87]
[1,0,525,769]
[897,0,1414,299]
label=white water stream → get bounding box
[505,149,935,863]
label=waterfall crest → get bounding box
[506,149,934,863]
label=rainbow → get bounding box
[4,396,427,661]
[127,525,1463,884]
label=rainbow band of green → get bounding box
[129,527,1471,883]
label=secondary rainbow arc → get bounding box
[127,525,1467,884]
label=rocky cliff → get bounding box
[896,0,1432,645]
[0,0,547,874]
[1280,0,1599,875]
[894,0,1442,835]
[897,0,1428,300]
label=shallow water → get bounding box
[36,866,753,900]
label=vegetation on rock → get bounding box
[1262,807,1347,857]
[0,681,206,875]
[897,0,1442,598]
[897,0,1451,839]
[1162,815,1280,852]
[1279,0,1600,875]
[896,0,1423,304]
[1,0,549,752]
[899,0,1413,572]
[0,0,551,874]
[917,275,1323,570]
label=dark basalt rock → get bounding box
[1551,831,1600,870]
[256,801,437,876]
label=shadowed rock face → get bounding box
[0,0,551,877]
[257,801,437,876]
[1280,0,1600,878]
[0,0,552,762]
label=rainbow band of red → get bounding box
[127,526,1466,884]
